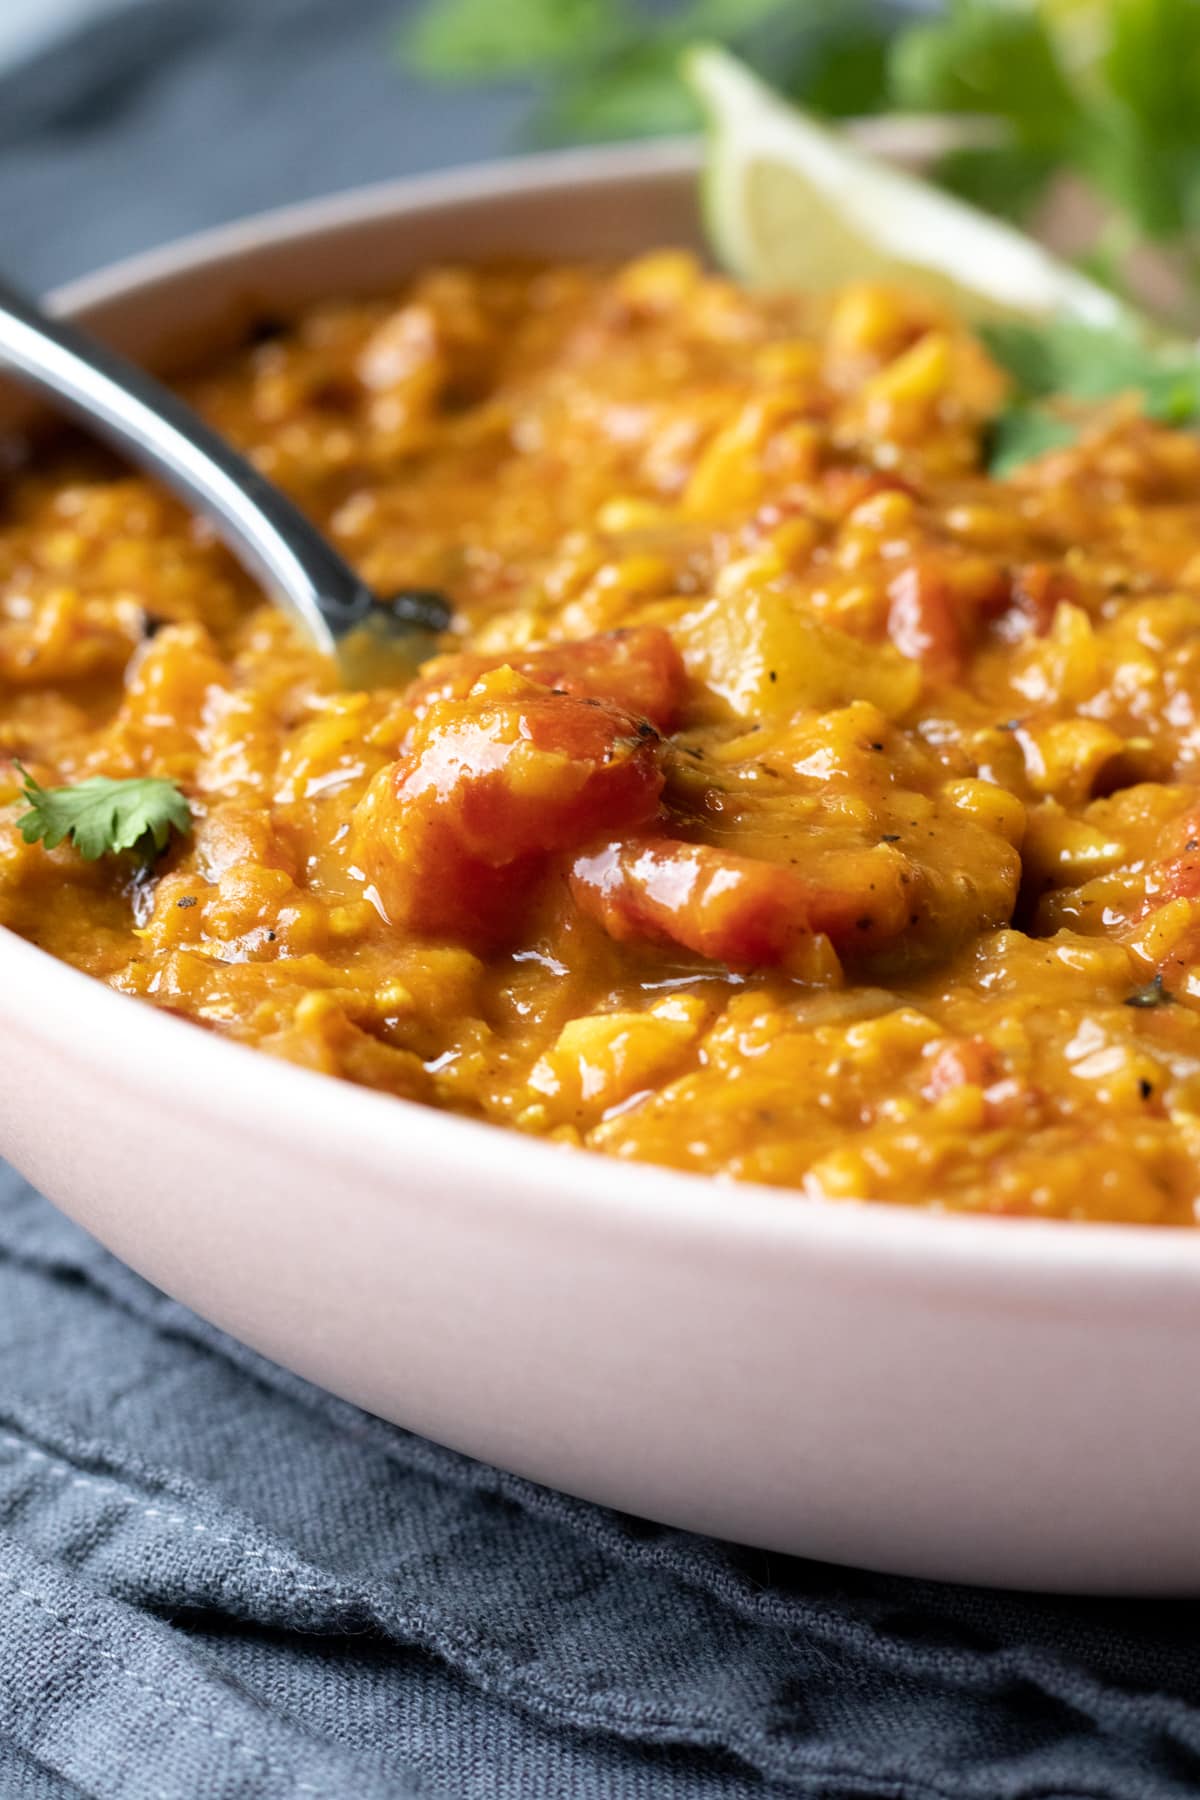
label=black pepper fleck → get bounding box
[247,312,288,344]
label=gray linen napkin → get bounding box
[5,1169,1200,1800]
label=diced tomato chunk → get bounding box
[923,1036,1036,1127]
[924,1037,1001,1100]
[571,834,917,966]
[1002,563,1077,640]
[781,847,915,945]
[570,837,814,966]
[352,671,664,941]
[820,467,914,521]
[1153,856,1200,907]
[1138,810,1200,915]
[405,626,686,732]
[886,564,962,680]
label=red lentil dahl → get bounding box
[4,252,1200,1223]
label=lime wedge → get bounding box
[686,45,1123,328]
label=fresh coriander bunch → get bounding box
[892,0,1200,325]
[401,0,1200,326]
[401,0,897,144]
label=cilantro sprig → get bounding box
[402,0,874,144]
[981,315,1200,475]
[403,0,1200,327]
[13,762,192,862]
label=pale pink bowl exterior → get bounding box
[2,144,1199,1594]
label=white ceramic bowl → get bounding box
[3,144,1198,1594]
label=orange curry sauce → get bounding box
[4,254,1200,1222]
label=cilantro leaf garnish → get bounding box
[403,0,895,144]
[981,318,1200,415]
[986,405,1081,479]
[13,762,192,862]
[981,316,1200,475]
[402,0,1200,338]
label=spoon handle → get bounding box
[0,275,382,657]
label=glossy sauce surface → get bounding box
[4,255,1200,1222]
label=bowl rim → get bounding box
[45,138,704,316]
[5,138,1197,1279]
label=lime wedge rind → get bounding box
[686,45,1125,330]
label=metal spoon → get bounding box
[0,275,451,684]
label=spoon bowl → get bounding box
[0,273,447,682]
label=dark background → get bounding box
[0,0,529,290]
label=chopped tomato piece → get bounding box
[570,835,914,966]
[924,1036,1001,1100]
[570,837,812,965]
[886,564,961,680]
[819,467,913,522]
[406,626,686,732]
[1138,810,1200,914]
[778,846,915,945]
[923,1036,1037,1127]
[1002,563,1077,640]
[1152,856,1200,908]
[352,671,664,941]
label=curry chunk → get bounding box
[406,625,686,732]
[17,256,1200,1221]
[570,836,823,969]
[350,667,664,942]
[568,835,901,970]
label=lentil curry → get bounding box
[4,253,1200,1223]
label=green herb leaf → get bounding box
[531,52,703,145]
[1105,0,1200,126]
[981,314,1200,472]
[400,0,883,142]
[779,15,892,119]
[987,405,1082,477]
[980,316,1200,407]
[932,144,1058,227]
[14,763,192,862]
[400,0,1200,328]
[888,1,1083,155]
[681,0,801,38]
[401,0,620,79]
[1098,0,1200,238]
